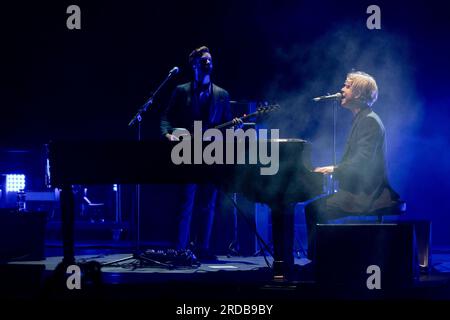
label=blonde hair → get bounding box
[347,71,378,107]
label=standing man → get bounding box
[160,46,234,261]
[305,71,400,261]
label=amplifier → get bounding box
[315,223,418,289]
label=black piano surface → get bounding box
[47,139,324,267]
[48,139,323,204]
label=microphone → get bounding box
[168,66,180,76]
[313,92,342,102]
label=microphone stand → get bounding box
[332,99,337,167]
[129,70,178,250]
[331,98,338,194]
[128,71,176,128]
[103,70,176,268]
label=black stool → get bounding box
[366,199,407,223]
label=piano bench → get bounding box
[365,200,407,223]
[327,200,407,224]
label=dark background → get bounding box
[1,0,450,246]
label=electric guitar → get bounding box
[170,104,280,139]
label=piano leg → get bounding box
[60,185,76,266]
[270,204,295,280]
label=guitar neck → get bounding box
[214,111,259,130]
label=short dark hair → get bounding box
[188,46,210,66]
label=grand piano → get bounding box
[47,139,324,276]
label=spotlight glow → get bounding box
[6,174,26,192]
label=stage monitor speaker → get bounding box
[315,223,418,289]
[0,208,47,262]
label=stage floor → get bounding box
[2,245,450,304]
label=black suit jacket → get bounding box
[160,82,232,136]
[328,107,399,213]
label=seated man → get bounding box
[306,71,400,260]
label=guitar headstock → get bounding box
[256,104,280,114]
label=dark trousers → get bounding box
[177,184,217,251]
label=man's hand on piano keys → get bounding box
[165,133,180,141]
[314,166,335,174]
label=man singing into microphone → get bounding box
[305,71,400,261]
[160,46,234,261]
